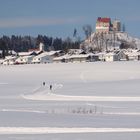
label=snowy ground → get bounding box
[0,61,140,139]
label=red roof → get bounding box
[97,17,111,23]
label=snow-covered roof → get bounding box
[18,55,34,59]
[125,52,139,56]
[8,50,17,55]
[68,49,84,55]
[5,56,17,60]
[46,51,59,56]
[69,54,90,59]
[53,54,70,61]
[93,52,106,56]
[123,48,140,56]
[33,52,50,59]
[105,52,117,56]
[34,51,60,59]
[18,52,34,56]
[54,54,91,61]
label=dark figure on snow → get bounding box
[50,85,52,90]
[43,82,45,86]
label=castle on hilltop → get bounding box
[95,17,121,33]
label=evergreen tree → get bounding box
[0,40,7,58]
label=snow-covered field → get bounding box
[0,61,140,140]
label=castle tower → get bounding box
[113,20,121,31]
[95,17,111,33]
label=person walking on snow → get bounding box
[43,82,45,86]
[50,85,52,90]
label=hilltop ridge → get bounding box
[81,31,140,52]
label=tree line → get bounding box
[0,25,99,58]
[0,35,81,58]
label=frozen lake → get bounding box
[0,61,140,139]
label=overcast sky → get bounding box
[0,0,140,39]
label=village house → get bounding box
[114,50,127,61]
[67,49,86,55]
[32,51,62,64]
[18,51,37,57]
[15,55,34,64]
[15,51,37,64]
[104,50,127,62]
[124,49,140,61]
[15,42,45,64]
[53,54,70,63]
[68,54,91,63]
[2,56,17,65]
[54,53,96,63]
[95,52,106,61]
[90,54,101,61]
[32,52,53,64]
[105,52,119,62]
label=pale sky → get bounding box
[0,0,140,39]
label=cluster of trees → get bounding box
[0,35,81,58]
[80,32,117,52]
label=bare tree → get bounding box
[83,25,93,40]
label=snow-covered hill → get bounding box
[81,32,140,51]
[117,32,140,48]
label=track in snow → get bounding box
[22,93,140,102]
[22,83,140,102]
[0,127,140,134]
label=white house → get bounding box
[114,50,127,61]
[54,53,94,63]
[68,54,91,63]
[15,55,34,64]
[124,49,140,61]
[53,54,69,63]
[126,52,139,61]
[2,56,17,65]
[67,49,85,55]
[95,52,106,61]
[32,51,59,64]
[105,52,119,61]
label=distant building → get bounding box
[112,20,121,31]
[15,55,34,64]
[95,17,121,33]
[2,56,17,65]
[28,42,45,53]
[39,42,45,51]
[32,51,62,64]
[95,17,111,33]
